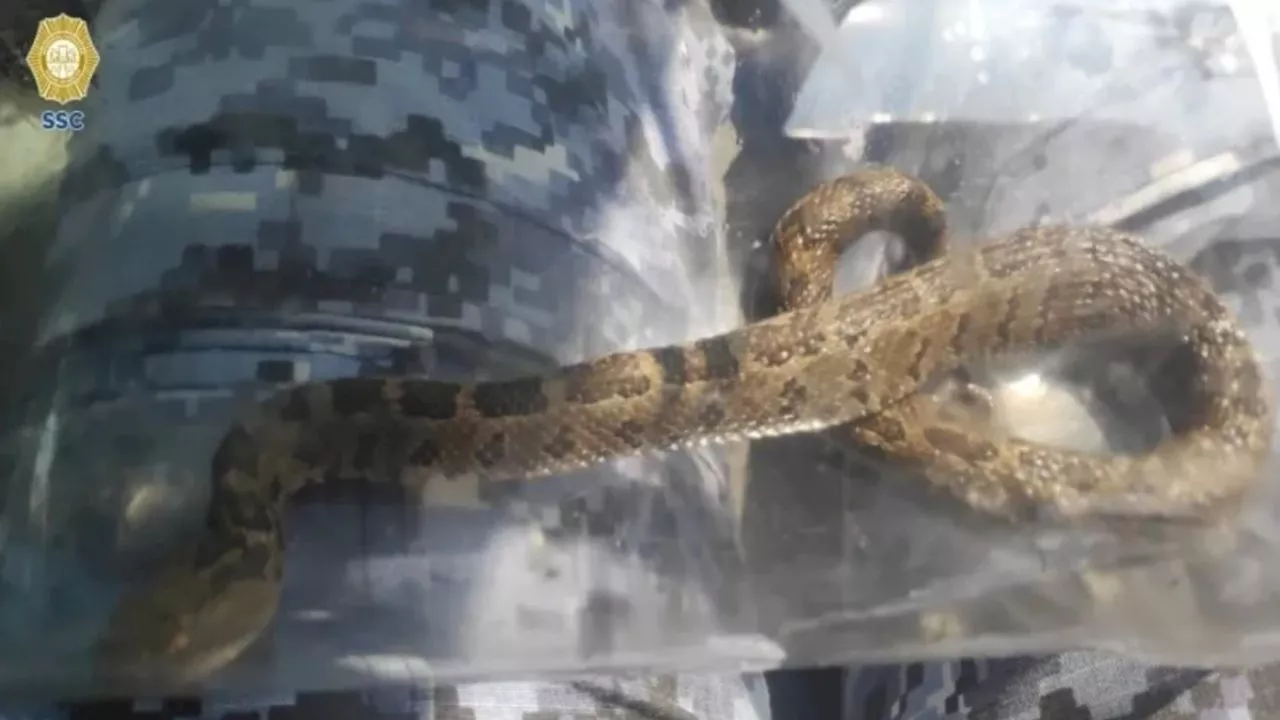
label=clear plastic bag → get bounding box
[762,0,1280,668]
[785,0,1280,143]
[0,0,763,698]
[2,0,1280,701]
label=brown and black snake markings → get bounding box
[92,167,1276,686]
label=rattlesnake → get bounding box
[92,167,1276,686]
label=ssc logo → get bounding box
[25,14,100,105]
[40,110,86,131]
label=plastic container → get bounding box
[0,0,756,698]
[1,0,1279,700]
[767,0,1280,669]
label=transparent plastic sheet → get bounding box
[754,0,1280,667]
[786,0,1280,141]
[0,0,771,700]
[3,0,1280,705]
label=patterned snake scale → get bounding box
[93,167,1276,686]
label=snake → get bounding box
[91,166,1275,687]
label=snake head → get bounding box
[92,547,280,690]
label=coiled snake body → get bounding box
[94,168,1276,685]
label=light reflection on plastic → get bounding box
[845,2,885,25]
[295,609,335,622]
[783,0,1277,138]
[1003,372,1049,401]
[30,410,60,536]
[336,653,431,680]
[1230,0,1280,149]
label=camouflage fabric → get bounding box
[5,0,749,699]
[27,656,1280,720]
[41,674,772,720]
[847,654,1280,719]
[5,0,1280,717]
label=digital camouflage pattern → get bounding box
[2,0,1280,717]
[3,0,748,698]
[46,675,770,720]
[848,653,1280,719]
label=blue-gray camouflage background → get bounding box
[4,0,759,694]
[2,0,1280,717]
